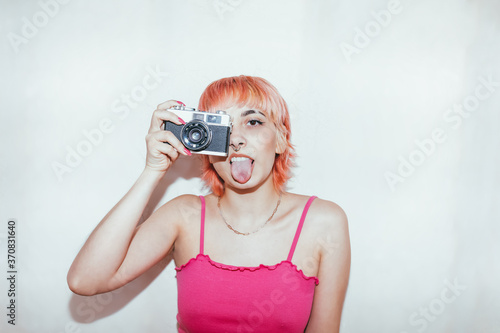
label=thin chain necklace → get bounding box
[217,193,282,236]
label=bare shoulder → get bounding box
[153,194,202,226]
[288,193,348,231]
[309,196,348,229]
[165,193,202,208]
[289,194,350,257]
[309,197,350,264]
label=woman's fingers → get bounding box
[147,130,190,156]
[143,99,192,173]
[149,100,186,133]
[152,138,180,161]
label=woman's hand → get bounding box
[67,100,189,296]
[145,100,191,174]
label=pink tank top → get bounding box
[175,195,319,333]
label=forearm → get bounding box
[67,167,164,295]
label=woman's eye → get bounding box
[247,119,264,126]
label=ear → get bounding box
[275,130,286,155]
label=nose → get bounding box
[229,124,246,152]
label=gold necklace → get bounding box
[217,193,282,236]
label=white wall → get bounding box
[1,0,499,332]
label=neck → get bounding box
[219,175,283,226]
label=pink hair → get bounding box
[198,75,295,196]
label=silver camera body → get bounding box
[163,105,232,156]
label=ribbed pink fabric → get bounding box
[175,196,319,333]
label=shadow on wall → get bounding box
[67,156,203,323]
[68,254,173,323]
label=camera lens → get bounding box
[189,129,202,143]
[181,120,212,151]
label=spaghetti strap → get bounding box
[287,196,317,262]
[199,195,206,255]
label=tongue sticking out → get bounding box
[231,158,253,184]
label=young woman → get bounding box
[67,75,351,332]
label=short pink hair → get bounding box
[198,75,295,196]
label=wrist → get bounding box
[140,167,166,184]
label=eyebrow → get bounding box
[241,109,267,118]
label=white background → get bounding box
[1,0,499,332]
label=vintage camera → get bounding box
[163,105,232,156]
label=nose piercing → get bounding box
[233,146,241,152]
